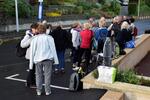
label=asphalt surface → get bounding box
[135,19,150,35]
[0,40,106,100]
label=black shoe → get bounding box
[120,50,126,55]
[60,69,65,74]
[25,82,30,87]
[29,85,36,88]
[54,69,59,74]
[25,83,36,88]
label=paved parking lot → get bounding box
[0,40,106,100]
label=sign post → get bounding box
[38,0,43,21]
[138,0,140,16]
[15,0,19,32]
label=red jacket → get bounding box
[80,29,93,48]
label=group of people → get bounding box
[107,16,137,55]
[20,15,137,96]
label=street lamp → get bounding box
[38,0,43,21]
[15,0,19,32]
[138,0,140,16]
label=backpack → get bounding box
[69,70,83,92]
[95,28,108,44]
[15,41,28,57]
[15,34,31,57]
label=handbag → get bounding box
[125,39,135,48]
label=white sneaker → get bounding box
[46,92,51,96]
[37,92,41,96]
[72,66,79,71]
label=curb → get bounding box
[0,36,21,45]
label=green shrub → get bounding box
[2,0,33,18]
[128,3,138,16]
[116,69,141,85]
[101,0,120,16]
[73,6,83,14]
[76,1,92,10]
[64,0,78,4]
[140,77,150,87]
[145,0,150,7]
[140,5,150,16]
[92,69,99,79]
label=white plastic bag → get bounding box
[97,66,116,83]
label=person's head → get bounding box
[47,24,52,30]
[42,20,47,25]
[121,21,129,30]
[118,16,123,24]
[37,23,46,34]
[99,17,106,27]
[88,17,94,23]
[129,17,135,23]
[30,23,39,34]
[83,22,92,30]
[112,16,119,23]
[88,17,97,27]
[55,22,62,29]
[72,21,82,29]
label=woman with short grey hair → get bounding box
[30,23,59,96]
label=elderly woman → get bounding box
[77,22,93,74]
[30,23,58,96]
[70,22,82,70]
[116,21,132,55]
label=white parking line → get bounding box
[5,74,69,90]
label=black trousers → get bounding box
[97,40,104,53]
[26,63,36,86]
[77,48,91,74]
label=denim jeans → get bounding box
[56,50,65,70]
[72,47,79,64]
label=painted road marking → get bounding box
[5,74,69,90]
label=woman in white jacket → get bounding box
[70,22,82,70]
[20,23,38,88]
[29,23,58,96]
